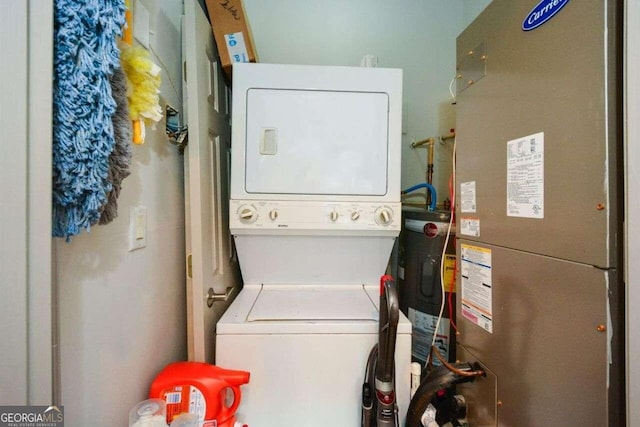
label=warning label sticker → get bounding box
[460,217,480,237]
[507,132,544,219]
[460,181,477,213]
[408,308,450,364]
[460,244,493,333]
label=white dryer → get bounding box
[217,63,411,426]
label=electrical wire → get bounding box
[427,136,456,369]
[449,75,457,103]
[446,172,459,334]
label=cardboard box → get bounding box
[205,0,258,81]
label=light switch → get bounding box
[129,206,147,251]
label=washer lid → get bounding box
[248,284,378,322]
[217,284,412,335]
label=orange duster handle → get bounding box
[122,0,144,144]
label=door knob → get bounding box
[207,287,234,307]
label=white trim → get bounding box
[0,0,54,405]
[0,0,29,404]
[27,0,54,405]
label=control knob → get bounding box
[329,210,339,222]
[269,209,278,221]
[351,210,360,221]
[375,207,394,226]
[238,205,258,223]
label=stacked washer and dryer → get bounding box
[215,63,411,426]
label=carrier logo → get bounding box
[522,0,570,31]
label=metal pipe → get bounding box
[440,131,456,142]
[410,137,436,148]
[411,130,456,148]
[411,131,454,209]
[426,140,434,208]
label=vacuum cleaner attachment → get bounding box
[362,275,400,427]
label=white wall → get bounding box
[243,0,466,207]
[55,1,186,425]
[463,0,492,28]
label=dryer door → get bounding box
[244,88,390,196]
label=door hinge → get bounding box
[187,253,192,278]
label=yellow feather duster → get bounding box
[120,43,163,124]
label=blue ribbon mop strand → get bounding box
[52,0,126,239]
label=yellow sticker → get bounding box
[444,254,456,293]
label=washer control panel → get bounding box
[230,200,401,232]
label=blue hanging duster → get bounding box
[52,0,126,239]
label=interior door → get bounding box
[183,0,240,362]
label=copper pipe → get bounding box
[411,132,455,209]
[410,136,436,148]
[430,345,485,378]
[441,131,456,142]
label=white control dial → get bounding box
[269,209,278,221]
[375,207,394,226]
[238,205,258,223]
[351,210,360,221]
[329,210,339,222]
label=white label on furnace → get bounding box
[460,181,477,213]
[224,32,249,63]
[460,217,480,237]
[460,244,493,333]
[507,132,544,218]
[408,308,450,365]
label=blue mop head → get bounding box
[52,0,126,239]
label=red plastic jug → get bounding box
[149,361,250,426]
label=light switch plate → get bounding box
[129,206,147,251]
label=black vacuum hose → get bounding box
[404,363,479,427]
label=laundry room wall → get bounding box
[242,0,490,207]
[54,0,186,425]
[463,0,492,28]
[49,2,493,425]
